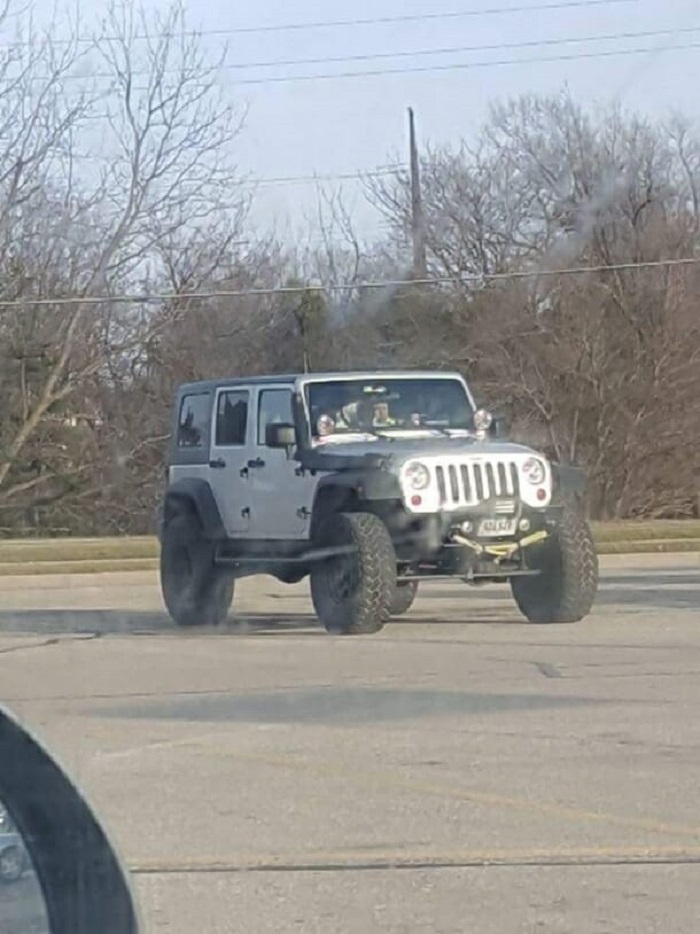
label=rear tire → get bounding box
[310,512,395,634]
[160,512,234,627]
[511,508,598,624]
[391,580,419,616]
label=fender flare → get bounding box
[162,477,227,541]
[310,471,402,537]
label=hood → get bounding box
[301,432,540,470]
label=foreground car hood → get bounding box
[308,435,539,463]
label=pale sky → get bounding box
[16,0,700,244]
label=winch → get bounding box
[450,527,549,561]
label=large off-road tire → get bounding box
[160,512,234,627]
[511,508,598,624]
[310,512,396,634]
[391,580,419,616]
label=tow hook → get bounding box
[451,529,549,561]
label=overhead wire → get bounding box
[64,161,404,183]
[1,257,697,307]
[3,4,691,296]
[193,40,700,85]
[155,26,700,71]
[244,169,403,185]
[44,0,645,44]
[22,25,700,86]
[38,39,700,95]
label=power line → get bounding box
[1,257,696,307]
[42,0,644,44]
[61,40,700,93]
[218,40,700,84]
[184,0,642,34]
[248,169,402,185]
[28,25,700,84]
[171,25,700,71]
[35,37,700,104]
[67,161,403,184]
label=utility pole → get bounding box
[408,107,427,280]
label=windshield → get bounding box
[305,377,474,442]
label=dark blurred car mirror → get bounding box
[0,705,140,934]
[266,422,297,449]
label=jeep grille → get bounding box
[435,460,520,507]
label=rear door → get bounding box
[207,387,253,535]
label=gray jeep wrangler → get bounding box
[158,370,598,633]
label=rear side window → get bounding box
[215,390,249,446]
[177,393,210,448]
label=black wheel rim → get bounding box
[327,556,359,604]
[173,543,193,580]
[323,533,360,605]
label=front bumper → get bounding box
[391,501,562,571]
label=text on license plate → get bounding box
[478,517,518,537]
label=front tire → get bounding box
[160,512,234,627]
[511,509,598,624]
[310,512,396,634]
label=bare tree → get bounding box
[2,74,699,533]
[0,0,248,527]
[367,90,700,518]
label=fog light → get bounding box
[411,495,422,506]
[519,518,531,532]
[537,488,547,501]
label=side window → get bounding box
[257,389,294,445]
[177,393,210,448]
[215,390,249,447]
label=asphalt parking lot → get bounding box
[0,553,698,933]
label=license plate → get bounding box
[478,517,517,537]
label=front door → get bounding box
[248,386,316,540]
[208,387,253,535]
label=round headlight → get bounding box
[404,461,431,490]
[523,457,546,485]
[473,409,493,432]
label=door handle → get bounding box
[247,457,265,469]
[209,457,226,469]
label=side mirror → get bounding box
[265,422,296,449]
[0,705,140,933]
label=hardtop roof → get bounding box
[176,370,466,396]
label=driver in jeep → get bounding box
[318,397,401,436]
